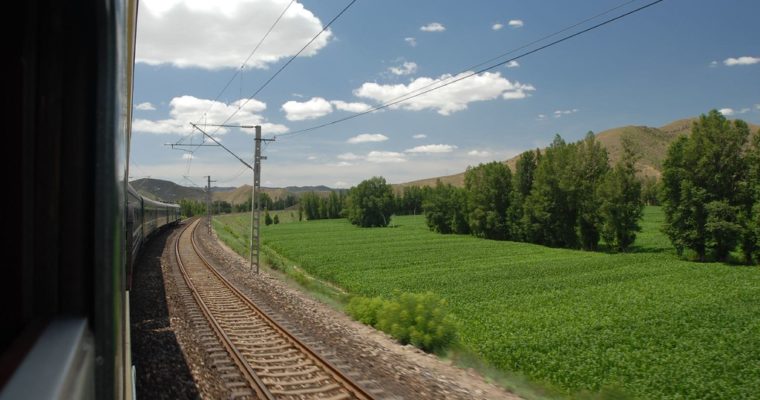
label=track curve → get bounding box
[174,218,375,400]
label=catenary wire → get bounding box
[279,0,663,138]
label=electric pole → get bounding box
[205,175,216,234]
[250,126,273,274]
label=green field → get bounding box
[214,207,760,399]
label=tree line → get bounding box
[422,132,644,252]
[660,110,760,264]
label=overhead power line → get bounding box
[211,0,359,131]
[181,0,359,163]
[193,0,296,127]
[279,0,664,138]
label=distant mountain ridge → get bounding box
[130,178,340,205]
[398,117,759,188]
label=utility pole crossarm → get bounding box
[191,123,254,170]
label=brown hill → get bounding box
[399,117,759,188]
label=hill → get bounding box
[130,178,206,202]
[399,117,759,188]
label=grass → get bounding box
[214,207,760,399]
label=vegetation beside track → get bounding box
[214,207,760,399]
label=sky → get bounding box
[130,0,760,189]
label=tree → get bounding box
[464,162,513,240]
[514,150,538,199]
[523,135,580,248]
[345,177,395,227]
[575,132,610,250]
[423,181,469,234]
[597,138,644,251]
[273,214,280,225]
[264,210,273,225]
[661,110,750,261]
[301,192,321,220]
[640,176,660,206]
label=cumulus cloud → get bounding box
[404,37,417,47]
[506,61,519,68]
[281,97,333,121]
[718,108,734,116]
[420,22,446,32]
[508,19,524,28]
[133,95,288,135]
[366,151,406,163]
[337,152,362,160]
[347,133,389,144]
[468,150,491,157]
[552,109,579,118]
[405,144,457,154]
[723,56,760,66]
[354,71,535,115]
[330,100,373,113]
[389,61,418,76]
[136,102,156,111]
[412,134,427,139]
[136,0,331,69]
[709,60,718,68]
[492,23,504,31]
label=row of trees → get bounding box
[661,110,760,263]
[423,132,644,252]
[299,191,346,220]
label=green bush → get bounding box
[346,296,387,326]
[346,292,457,353]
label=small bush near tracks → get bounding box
[347,292,457,353]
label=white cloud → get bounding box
[389,61,418,76]
[723,56,760,66]
[552,109,579,118]
[347,133,388,144]
[412,134,427,139]
[136,102,156,111]
[354,71,535,115]
[133,95,288,135]
[337,152,362,160]
[756,104,760,111]
[709,60,718,68]
[307,155,317,160]
[281,97,333,121]
[405,144,457,154]
[182,153,194,160]
[719,108,734,116]
[738,108,750,114]
[292,93,304,98]
[468,150,491,157]
[330,100,373,113]
[506,61,519,68]
[492,23,504,31]
[420,22,446,32]
[537,114,547,120]
[366,151,406,163]
[136,0,331,69]
[508,19,524,28]
[404,37,417,47]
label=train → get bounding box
[2,0,174,399]
[126,185,181,288]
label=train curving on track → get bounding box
[175,218,375,400]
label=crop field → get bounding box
[214,207,760,399]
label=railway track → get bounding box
[175,218,376,400]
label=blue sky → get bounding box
[130,0,760,188]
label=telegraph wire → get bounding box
[176,0,296,148]
[181,0,359,170]
[279,0,664,138]
[211,0,359,131]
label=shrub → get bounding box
[346,292,457,353]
